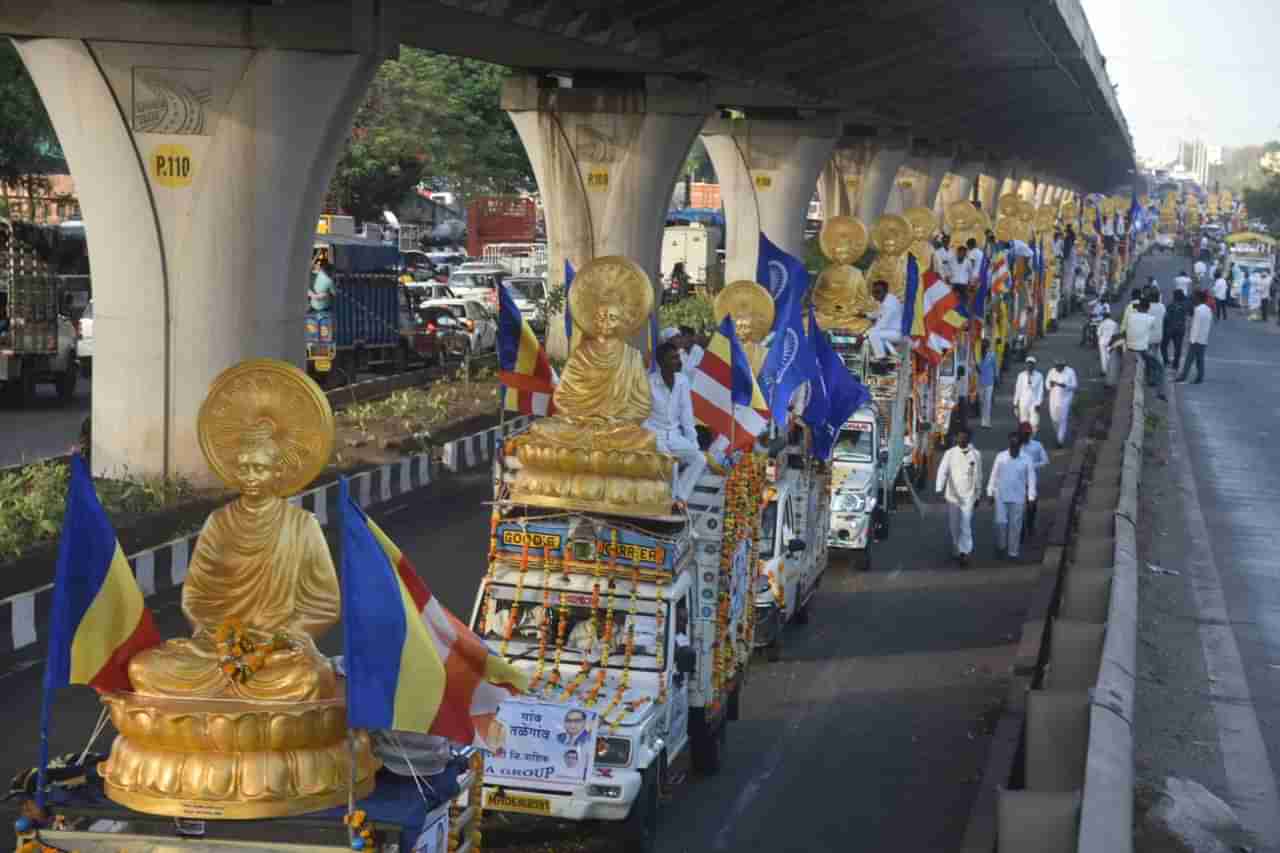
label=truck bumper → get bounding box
[483,768,643,822]
[752,602,783,649]
[828,512,871,550]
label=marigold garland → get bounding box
[528,545,553,691]
[499,525,531,659]
[214,619,291,684]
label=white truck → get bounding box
[473,430,826,851]
[827,404,882,570]
[749,434,832,658]
[660,223,720,285]
[0,219,81,404]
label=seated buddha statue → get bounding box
[715,280,774,377]
[128,423,339,701]
[865,214,913,302]
[811,215,878,332]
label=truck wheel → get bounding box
[57,361,78,402]
[620,765,659,853]
[692,719,726,775]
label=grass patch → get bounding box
[0,459,197,562]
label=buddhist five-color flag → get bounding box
[497,281,557,417]
[340,480,527,742]
[918,274,969,364]
[990,249,1011,295]
[691,315,770,452]
[45,455,161,693]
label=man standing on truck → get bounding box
[987,431,1037,560]
[865,279,904,362]
[936,428,983,566]
[645,342,707,512]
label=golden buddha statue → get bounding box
[811,215,876,332]
[865,214,912,301]
[508,256,673,516]
[903,206,938,267]
[101,359,377,819]
[714,280,775,376]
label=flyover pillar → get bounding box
[935,160,984,216]
[817,140,875,220]
[855,134,910,224]
[702,114,840,283]
[503,74,711,358]
[15,36,386,482]
[886,145,954,215]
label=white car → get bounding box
[76,299,94,377]
[447,263,508,310]
[506,277,548,333]
[420,298,497,353]
[407,282,456,304]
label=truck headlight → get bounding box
[595,736,632,767]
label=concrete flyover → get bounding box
[2,0,1133,481]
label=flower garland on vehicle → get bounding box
[214,619,292,684]
[343,809,377,850]
[599,559,641,724]
[528,545,553,691]
[499,525,532,658]
[584,532,620,707]
[654,566,668,707]
[709,458,761,710]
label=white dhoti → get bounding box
[868,328,902,359]
[1015,401,1040,432]
[994,501,1025,558]
[980,385,994,427]
[1097,340,1110,375]
[947,502,976,556]
[655,431,706,503]
[1048,390,1073,445]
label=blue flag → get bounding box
[801,304,830,450]
[757,231,805,309]
[973,251,991,321]
[563,259,575,343]
[900,253,921,337]
[809,315,872,461]
[758,239,816,427]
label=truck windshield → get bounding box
[510,280,545,300]
[475,586,667,671]
[833,426,874,463]
[759,500,778,558]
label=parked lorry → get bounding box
[466,196,538,260]
[660,223,720,287]
[473,433,785,851]
[749,430,832,656]
[0,218,80,404]
[307,235,417,386]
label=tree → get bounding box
[1243,175,1280,230]
[0,42,66,210]
[328,48,533,223]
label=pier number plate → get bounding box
[151,144,194,188]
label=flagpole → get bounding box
[34,678,52,810]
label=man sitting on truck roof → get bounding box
[865,279,903,364]
[645,341,707,512]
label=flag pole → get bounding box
[34,678,52,810]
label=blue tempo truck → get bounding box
[307,235,416,386]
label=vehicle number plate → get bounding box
[314,357,332,372]
[486,791,552,816]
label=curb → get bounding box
[0,415,533,655]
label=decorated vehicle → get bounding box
[473,445,769,851]
[826,404,882,570]
[0,218,81,404]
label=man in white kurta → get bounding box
[935,430,983,565]
[1045,358,1078,446]
[1012,357,1045,433]
[866,279,904,359]
[987,432,1037,559]
[644,344,706,508]
[1097,315,1119,378]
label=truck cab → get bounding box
[827,404,882,570]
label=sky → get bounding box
[1079,0,1280,161]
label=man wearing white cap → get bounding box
[1045,358,1078,447]
[1012,356,1044,433]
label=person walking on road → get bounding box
[1013,356,1045,433]
[978,347,997,428]
[936,429,983,567]
[1176,291,1213,385]
[1097,312,1119,377]
[1121,298,1166,399]
[987,431,1037,560]
[1213,273,1229,321]
[1145,281,1166,361]
[1017,421,1050,539]
[1045,358,1078,447]
[1162,290,1188,370]
[1173,270,1192,297]
[1193,258,1207,288]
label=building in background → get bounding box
[1,174,79,224]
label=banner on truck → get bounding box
[484,701,598,785]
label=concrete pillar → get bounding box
[702,114,840,284]
[922,151,957,210]
[855,135,910,225]
[977,174,1002,216]
[816,140,875,220]
[886,148,954,215]
[15,37,384,482]
[935,160,983,216]
[503,74,711,357]
[1018,179,1038,201]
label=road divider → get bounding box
[0,415,533,656]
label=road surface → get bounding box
[0,315,1100,851]
[0,380,89,468]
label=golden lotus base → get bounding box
[99,692,380,820]
[507,428,674,518]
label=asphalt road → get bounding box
[0,313,1100,852]
[1139,250,1280,848]
[0,379,89,469]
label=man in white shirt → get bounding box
[987,431,1037,559]
[1175,291,1213,385]
[1258,271,1273,322]
[1097,314,1119,378]
[1145,283,1166,360]
[1122,299,1165,398]
[1045,358,1078,447]
[677,326,705,379]
[935,428,982,566]
[1017,421,1050,539]
[644,343,706,510]
[964,238,984,285]
[865,279,903,360]
[1012,356,1044,433]
[1208,274,1228,320]
[1193,258,1207,287]
[948,245,971,288]
[932,235,955,278]
[1173,271,1192,297]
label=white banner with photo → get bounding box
[484,700,598,785]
